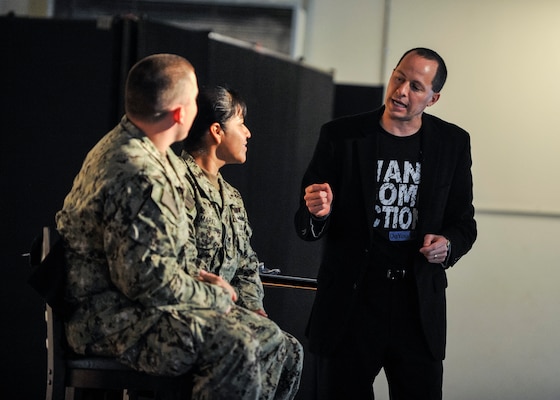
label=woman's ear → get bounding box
[209,122,222,142]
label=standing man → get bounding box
[295,48,476,399]
[57,53,301,399]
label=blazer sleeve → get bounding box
[438,129,477,268]
[295,121,339,241]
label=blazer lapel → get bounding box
[356,126,378,242]
[416,116,442,234]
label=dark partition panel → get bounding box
[207,37,331,277]
[0,16,126,399]
[203,39,333,399]
[1,16,333,399]
[334,83,384,118]
[135,19,211,85]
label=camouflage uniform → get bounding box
[181,152,304,398]
[56,117,301,399]
[181,152,264,310]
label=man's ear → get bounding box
[172,107,182,123]
[427,92,441,107]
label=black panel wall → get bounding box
[206,37,330,277]
[205,39,333,400]
[0,16,127,399]
[1,16,333,399]
[333,83,384,118]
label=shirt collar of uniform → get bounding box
[121,115,188,188]
[181,151,225,204]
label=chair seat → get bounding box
[67,356,135,370]
[66,356,192,398]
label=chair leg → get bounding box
[65,387,76,400]
[123,389,149,400]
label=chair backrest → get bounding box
[36,227,68,400]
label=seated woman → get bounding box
[181,86,266,316]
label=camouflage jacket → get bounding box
[56,117,233,356]
[181,152,265,312]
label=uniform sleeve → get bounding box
[230,214,265,312]
[104,176,233,313]
[231,198,264,311]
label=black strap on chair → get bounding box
[28,228,75,318]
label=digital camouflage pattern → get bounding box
[181,152,264,311]
[180,152,304,397]
[56,117,302,399]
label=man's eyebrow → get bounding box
[394,69,425,87]
[410,79,426,89]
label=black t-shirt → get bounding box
[371,125,422,268]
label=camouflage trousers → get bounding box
[120,305,303,400]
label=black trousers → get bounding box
[315,272,443,400]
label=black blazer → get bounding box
[295,106,477,360]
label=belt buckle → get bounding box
[386,269,406,280]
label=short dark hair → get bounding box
[183,86,247,152]
[396,48,447,92]
[125,53,194,122]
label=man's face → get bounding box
[384,52,440,123]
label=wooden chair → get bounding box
[30,227,192,400]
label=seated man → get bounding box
[56,53,302,399]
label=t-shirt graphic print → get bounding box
[373,128,422,243]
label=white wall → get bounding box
[304,0,387,84]
[307,0,560,214]
[445,212,560,400]
[304,0,560,399]
[1,0,52,16]
[0,0,27,15]
[387,0,560,214]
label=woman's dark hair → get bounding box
[396,47,447,93]
[183,86,247,152]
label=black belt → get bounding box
[386,269,407,280]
